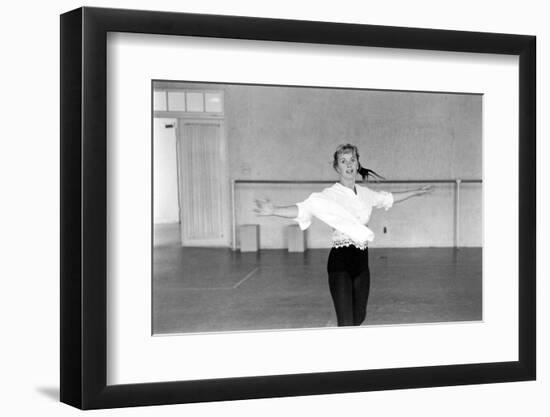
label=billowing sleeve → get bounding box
[372,190,394,211]
[293,197,314,230]
[294,192,375,243]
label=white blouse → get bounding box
[293,182,393,249]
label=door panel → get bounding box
[177,119,230,247]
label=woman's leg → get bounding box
[328,271,354,326]
[351,267,371,325]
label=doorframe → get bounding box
[175,118,231,247]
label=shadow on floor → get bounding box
[35,386,59,401]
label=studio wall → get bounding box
[154,81,482,248]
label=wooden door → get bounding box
[176,119,230,247]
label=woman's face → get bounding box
[335,151,359,180]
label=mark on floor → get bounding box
[233,267,259,289]
[179,267,260,290]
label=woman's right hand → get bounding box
[417,185,434,195]
[254,198,275,216]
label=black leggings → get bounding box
[327,247,371,326]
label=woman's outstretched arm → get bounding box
[392,185,434,204]
[254,198,299,218]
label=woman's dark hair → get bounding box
[332,143,385,182]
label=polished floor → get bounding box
[153,227,482,334]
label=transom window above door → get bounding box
[153,89,224,115]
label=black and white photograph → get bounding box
[60,6,536,409]
[2,0,544,415]
[152,81,482,334]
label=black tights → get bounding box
[328,269,371,326]
[327,246,371,326]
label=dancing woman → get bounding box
[254,144,432,326]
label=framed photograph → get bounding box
[60,6,536,409]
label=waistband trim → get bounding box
[332,239,368,250]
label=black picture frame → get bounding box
[60,6,536,410]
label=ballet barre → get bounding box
[231,179,482,250]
